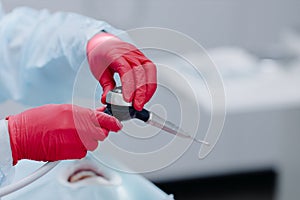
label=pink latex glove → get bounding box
[87,33,157,111]
[6,104,122,165]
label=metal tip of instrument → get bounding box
[193,138,210,146]
[172,129,210,146]
[147,111,210,146]
[175,127,210,146]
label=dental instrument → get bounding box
[104,86,209,145]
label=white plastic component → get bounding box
[106,86,132,106]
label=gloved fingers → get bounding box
[128,49,157,107]
[132,64,147,111]
[85,110,111,140]
[84,139,99,151]
[125,53,148,110]
[142,60,157,103]
[76,124,102,151]
[111,57,135,103]
[96,106,106,112]
[83,128,108,150]
[95,111,123,132]
[89,127,109,141]
[99,69,116,104]
[67,120,100,152]
[100,128,109,138]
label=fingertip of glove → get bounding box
[115,120,123,131]
[96,106,106,112]
[101,95,107,105]
[101,113,123,131]
[133,100,145,111]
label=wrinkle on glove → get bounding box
[87,33,157,111]
[6,104,122,165]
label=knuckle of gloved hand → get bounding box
[58,104,72,112]
[61,105,73,115]
[56,104,77,125]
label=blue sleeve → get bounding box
[0,6,124,105]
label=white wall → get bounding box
[2,0,300,56]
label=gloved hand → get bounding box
[6,104,122,165]
[87,33,157,111]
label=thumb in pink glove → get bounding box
[87,33,157,111]
[6,104,122,165]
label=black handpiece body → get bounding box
[104,103,150,122]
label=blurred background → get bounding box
[1,0,300,199]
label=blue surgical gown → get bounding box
[0,2,124,185]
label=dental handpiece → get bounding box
[104,87,209,145]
